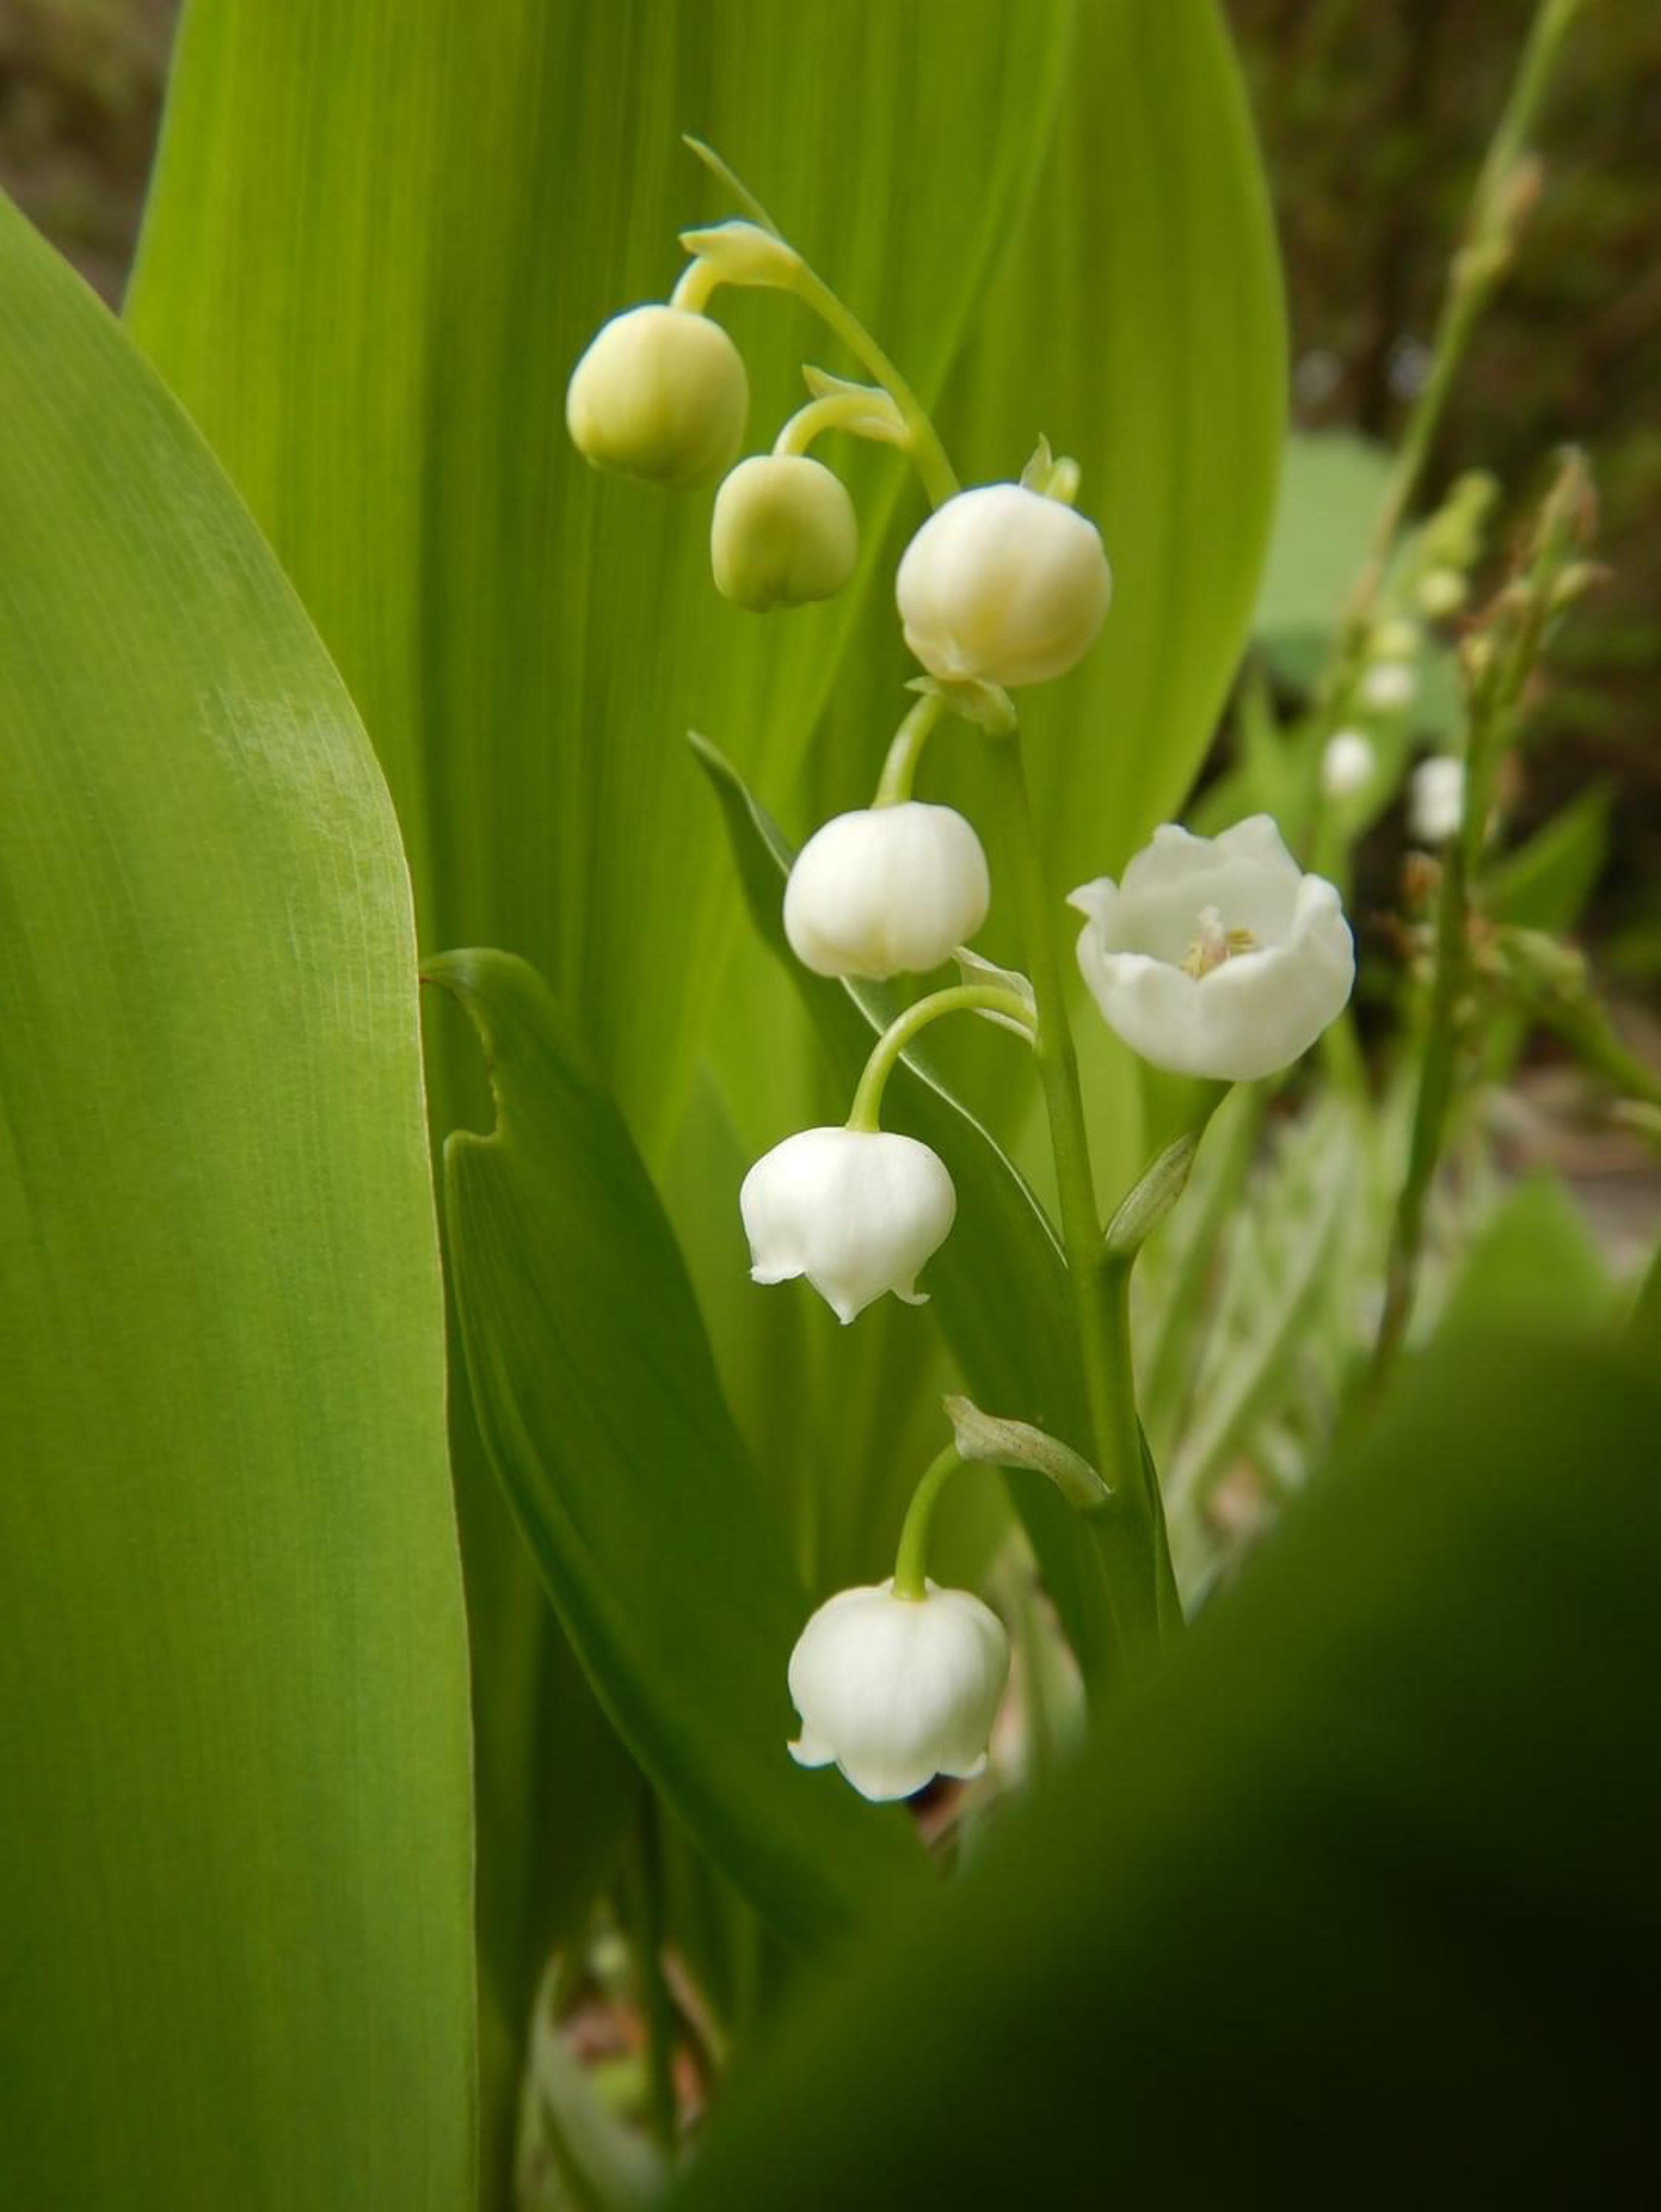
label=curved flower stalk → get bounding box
[739,979,1036,1324]
[1070,818,1355,1084]
[786,1402,1107,1800]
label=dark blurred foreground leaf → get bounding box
[430,949,926,1950]
[670,1327,1661,2205]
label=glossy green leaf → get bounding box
[429,947,926,1946]
[668,1327,1661,2206]
[0,196,473,2207]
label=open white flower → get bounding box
[787,1578,1009,1801]
[1410,756,1465,845]
[1070,816,1355,1083]
[740,1127,955,1324]
[896,482,1111,689]
[783,803,989,979]
[566,304,748,489]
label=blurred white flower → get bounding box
[566,304,747,488]
[1321,728,1375,802]
[896,482,1111,689]
[783,803,989,979]
[740,1127,955,1324]
[1070,816,1355,1083]
[1409,756,1465,845]
[711,454,858,610]
[1362,660,1417,711]
[787,1578,1009,1801]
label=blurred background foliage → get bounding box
[6,0,1654,964]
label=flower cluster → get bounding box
[568,180,1356,1805]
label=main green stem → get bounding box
[991,738,1174,1667]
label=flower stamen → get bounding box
[1180,905,1257,979]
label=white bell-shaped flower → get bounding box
[783,803,990,979]
[712,454,858,610]
[1320,728,1375,802]
[1070,816,1355,1084]
[740,1127,955,1324]
[566,304,748,489]
[787,1578,1009,1801]
[896,482,1112,689]
[1409,756,1465,845]
[1361,659,1417,711]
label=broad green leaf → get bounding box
[667,1327,1661,2206]
[691,735,1116,1687]
[429,948,927,1945]
[1487,780,1613,930]
[1434,1173,1615,1340]
[0,196,473,2208]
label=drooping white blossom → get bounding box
[740,1127,955,1324]
[566,304,748,488]
[1361,659,1418,712]
[896,482,1112,689]
[1321,728,1376,802]
[1070,816,1355,1084]
[1409,756,1466,845]
[711,454,858,610]
[783,803,989,979]
[787,1578,1009,1801]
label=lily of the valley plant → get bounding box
[569,159,1357,1798]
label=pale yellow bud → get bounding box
[711,455,858,611]
[1416,567,1468,619]
[566,304,747,489]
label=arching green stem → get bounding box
[872,692,947,808]
[845,983,1035,1134]
[668,259,722,315]
[891,1444,965,1602]
[778,261,960,510]
[774,392,904,460]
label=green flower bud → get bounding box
[710,455,858,611]
[566,305,747,489]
